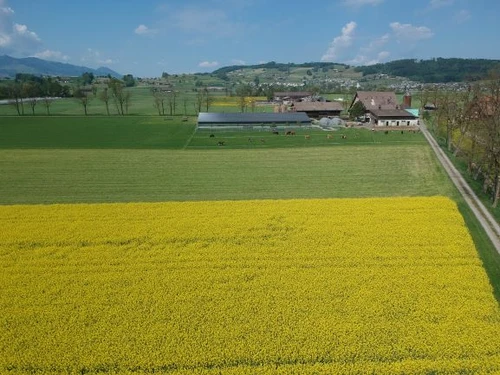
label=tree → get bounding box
[81,72,95,85]
[152,90,166,116]
[99,87,111,115]
[349,101,365,120]
[23,82,41,115]
[236,84,252,113]
[195,90,204,113]
[74,87,92,116]
[166,91,177,115]
[8,83,24,116]
[108,78,131,115]
[123,74,136,87]
[203,86,213,112]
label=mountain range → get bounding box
[0,55,122,79]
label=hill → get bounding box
[354,58,500,83]
[0,55,122,78]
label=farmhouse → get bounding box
[197,112,311,130]
[291,101,343,118]
[274,91,312,102]
[350,91,398,111]
[369,109,419,127]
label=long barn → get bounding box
[197,112,311,130]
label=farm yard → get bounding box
[1,115,500,374]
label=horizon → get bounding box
[1,0,499,77]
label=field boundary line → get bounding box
[182,127,197,150]
[421,122,500,255]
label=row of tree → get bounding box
[0,75,71,115]
[431,75,500,206]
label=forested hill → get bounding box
[354,58,500,83]
[212,61,348,75]
[0,55,121,78]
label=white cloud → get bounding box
[13,23,40,42]
[34,49,70,62]
[134,24,157,36]
[172,6,240,37]
[0,1,43,55]
[81,48,117,66]
[390,22,434,42]
[321,21,357,62]
[199,61,219,68]
[342,0,383,7]
[231,59,246,65]
[349,34,390,65]
[454,9,471,23]
[429,0,454,9]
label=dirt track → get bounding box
[420,122,500,255]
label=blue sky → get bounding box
[0,0,498,77]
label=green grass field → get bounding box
[0,115,499,301]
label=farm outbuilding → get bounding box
[368,109,419,127]
[197,112,311,130]
[292,102,344,118]
[273,92,312,102]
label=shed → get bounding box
[292,102,343,118]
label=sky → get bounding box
[0,0,498,77]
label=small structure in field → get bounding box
[197,112,311,131]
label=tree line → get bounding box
[429,74,500,206]
[355,58,500,83]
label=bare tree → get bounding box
[167,91,177,115]
[182,96,189,115]
[74,87,92,116]
[195,90,204,113]
[99,87,111,115]
[108,78,130,115]
[203,87,213,112]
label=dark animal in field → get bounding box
[209,134,215,138]
[385,131,389,134]
[341,135,347,139]
[217,141,225,146]
[285,131,296,136]
[272,131,279,135]
[248,137,253,143]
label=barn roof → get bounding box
[369,109,418,119]
[197,112,311,124]
[293,101,343,112]
[351,91,398,110]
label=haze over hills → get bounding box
[0,55,122,79]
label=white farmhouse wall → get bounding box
[376,119,419,127]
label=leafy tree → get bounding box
[80,72,95,85]
[349,101,365,120]
[123,74,136,87]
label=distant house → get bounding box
[274,92,312,102]
[291,101,343,118]
[197,112,311,130]
[368,109,419,127]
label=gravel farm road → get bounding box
[420,122,500,255]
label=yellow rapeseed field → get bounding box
[1,197,500,374]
